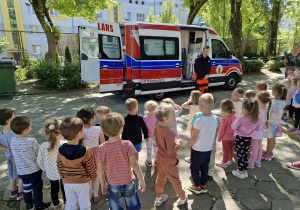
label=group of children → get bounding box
[0,78,293,209]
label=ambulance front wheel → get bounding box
[224,74,238,90]
[150,92,166,100]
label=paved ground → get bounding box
[0,69,300,210]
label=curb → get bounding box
[281,121,300,144]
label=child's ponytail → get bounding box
[266,99,272,128]
[45,118,61,151]
[243,98,259,124]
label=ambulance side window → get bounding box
[98,34,122,60]
[211,39,227,58]
[140,36,179,60]
[82,37,99,58]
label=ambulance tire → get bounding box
[150,92,166,101]
[224,74,238,90]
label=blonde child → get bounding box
[0,109,23,201]
[122,98,148,161]
[249,91,270,168]
[181,90,201,130]
[144,100,159,167]
[244,90,256,99]
[232,99,260,179]
[95,106,111,141]
[288,80,300,134]
[161,98,183,138]
[76,106,105,203]
[256,81,268,92]
[154,104,188,206]
[189,94,218,194]
[97,113,145,210]
[231,88,244,117]
[289,76,300,119]
[281,79,292,125]
[262,83,287,160]
[37,119,65,209]
[216,100,237,168]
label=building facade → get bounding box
[0,0,194,61]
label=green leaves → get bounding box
[145,0,179,24]
[0,37,9,54]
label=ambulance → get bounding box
[79,19,242,99]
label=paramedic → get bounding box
[194,46,211,94]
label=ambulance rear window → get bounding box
[140,36,179,60]
[98,34,121,60]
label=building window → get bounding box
[129,0,132,3]
[26,5,35,14]
[159,2,163,6]
[136,1,138,4]
[99,12,103,18]
[127,12,131,21]
[49,9,59,16]
[29,25,39,34]
[137,13,145,22]
[175,4,178,8]
[141,1,144,5]
[32,45,41,54]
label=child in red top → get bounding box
[216,100,238,168]
[153,104,188,207]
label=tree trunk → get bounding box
[45,31,59,62]
[187,0,209,25]
[229,0,245,70]
[266,0,282,55]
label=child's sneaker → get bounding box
[155,194,168,206]
[17,192,23,201]
[188,184,202,194]
[54,199,64,210]
[244,172,248,178]
[254,161,261,168]
[177,191,188,206]
[10,190,18,199]
[288,127,297,132]
[270,152,274,159]
[216,161,228,168]
[281,121,288,125]
[219,150,223,155]
[184,156,191,163]
[287,161,300,170]
[248,163,255,169]
[232,169,245,179]
[26,204,34,210]
[208,169,214,177]
[154,160,157,167]
[36,202,51,210]
[262,151,272,161]
[227,160,233,165]
[292,129,300,134]
[145,160,152,167]
[201,185,207,193]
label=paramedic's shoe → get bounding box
[145,160,152,167]
[287,161,300,170]
[177,191,188,206]
[189,184,202,194]
[232,169,245,179]
[216,161,227,168]
[208,169,214,177]
[184,156,191,163]
[288,127,297,132]
[155,194,168,207]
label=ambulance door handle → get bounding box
[174,63,181,67]
[102,65,109,69]
[212,62,216,65]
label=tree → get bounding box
[183,0,209,25]
[145,7,156,23]
[229,0,245,69]
[0,37,9,54]
[27,0,115,63]
[156,0,179,24]
[65,45,72,63]
[284,0,300,45]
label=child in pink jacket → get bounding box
[216,99,238,168]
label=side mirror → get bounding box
[98,53,102,59]
[228,51,232,59]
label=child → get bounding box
[256,81,268,92]
[187,95,218,177]
[57,117,97,210]
[10,116,51,210]
[161,98,183,138]
[0,109,23,201]
[249,91,270,169]
[96,112,146,210]
[95,106,111,141]
[281,79,292,125]
[144,100,159,167]
[76,106,105,203]
[289,76,300,119]
[231,87,244,117]
[122,98,148,161]
[262,83,287,160]
[189,94,217,194]
[154,104,187,206]
[216,100,237,168]
[286,66,295,78]
[244,90,256,99]
[232,99,260,179]
[37,119,65,210]
[182,90,201,130]
[288,80,300,134]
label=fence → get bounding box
[0,30,79,63]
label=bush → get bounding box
[56,51,61,65]
[65,45,72,63]
[15,53,36,80]
[266,59,285,71]
[244,59,265,74]
[60,61,85,90]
